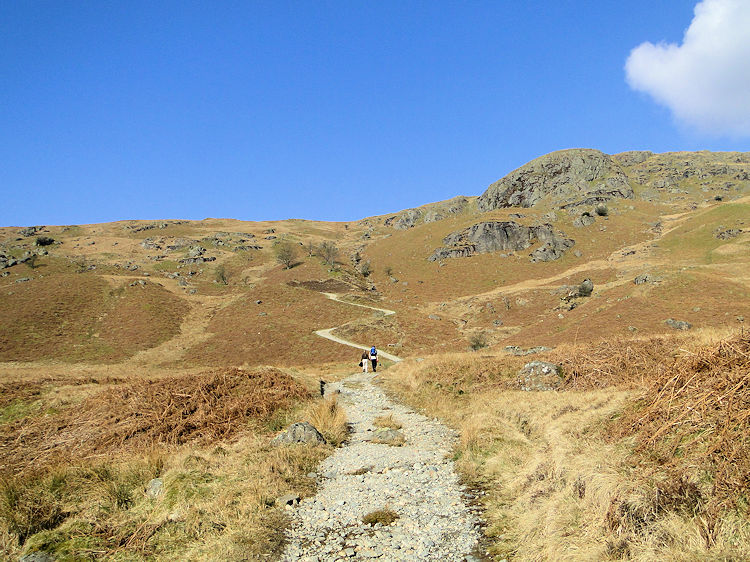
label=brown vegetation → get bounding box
[0,367,311,476]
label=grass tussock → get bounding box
[373,414,402,429]
[304,397,348,447]
[362,507,399,526]
[381,333,750,560]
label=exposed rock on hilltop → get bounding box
[385,196,470,230]
[428,221,574,262]
[477,148,633,210]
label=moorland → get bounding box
[1,148,749,560]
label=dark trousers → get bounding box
[370,359,377,372]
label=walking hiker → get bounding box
[370,345,378,372]
[360,349,369,373]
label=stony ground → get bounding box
[280,371,482,561]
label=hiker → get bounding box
[360,349,369,372]
[370,345,378,372]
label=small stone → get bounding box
[145,477,163,498]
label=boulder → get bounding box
[573,212,596,227]
[665,319,692,331]
[530,236,575,262]
[477,149,633,211]
[518,361,562,391]
[272,422,327,446]
[369,428,405,446]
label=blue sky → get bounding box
[1,1,749,226]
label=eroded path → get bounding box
[281,371,481,561]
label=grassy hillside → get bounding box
[1,148,750,558]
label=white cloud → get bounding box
[625,0,750,136]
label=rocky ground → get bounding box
[280,371,482,561]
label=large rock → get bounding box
[477,149,633,210]
[428,221,574,263]
[369,428,405,446]
[272,422,327,446]
[518,361,562,391]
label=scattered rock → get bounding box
[665,318,692,331]
[272,422,327,446]
[428,314,441,321]
[19,226,45,237]
[715,228,743,239]
[504,345,553,356]
[634,273,659,285]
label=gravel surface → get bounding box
[280,371,482,561]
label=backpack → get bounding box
[370,346,377,357]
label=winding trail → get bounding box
[314,293,402,363]
[279,294,481,560]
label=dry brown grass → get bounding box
[0,367,311,476]
[0,365,338,560]
[0,275,188,363]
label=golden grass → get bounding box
[0,364,341,560]
[304,396,349,447]
[381,335,750,560]
[1,434,329,560]
[373,414,402,430]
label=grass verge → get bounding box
[381,333,750,560]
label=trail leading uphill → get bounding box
[314,293,402,363]
[280,371,482,561]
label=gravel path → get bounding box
[280,371,482,561]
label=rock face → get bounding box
[272,422,327,445]
[428,221,574,263]
[477,149,634,210]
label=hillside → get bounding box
[2,148,750,559]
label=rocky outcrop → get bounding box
[385,197,470,230]
[429,221,574,262]
[477,149,634,210]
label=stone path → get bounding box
[280,371,482,561]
